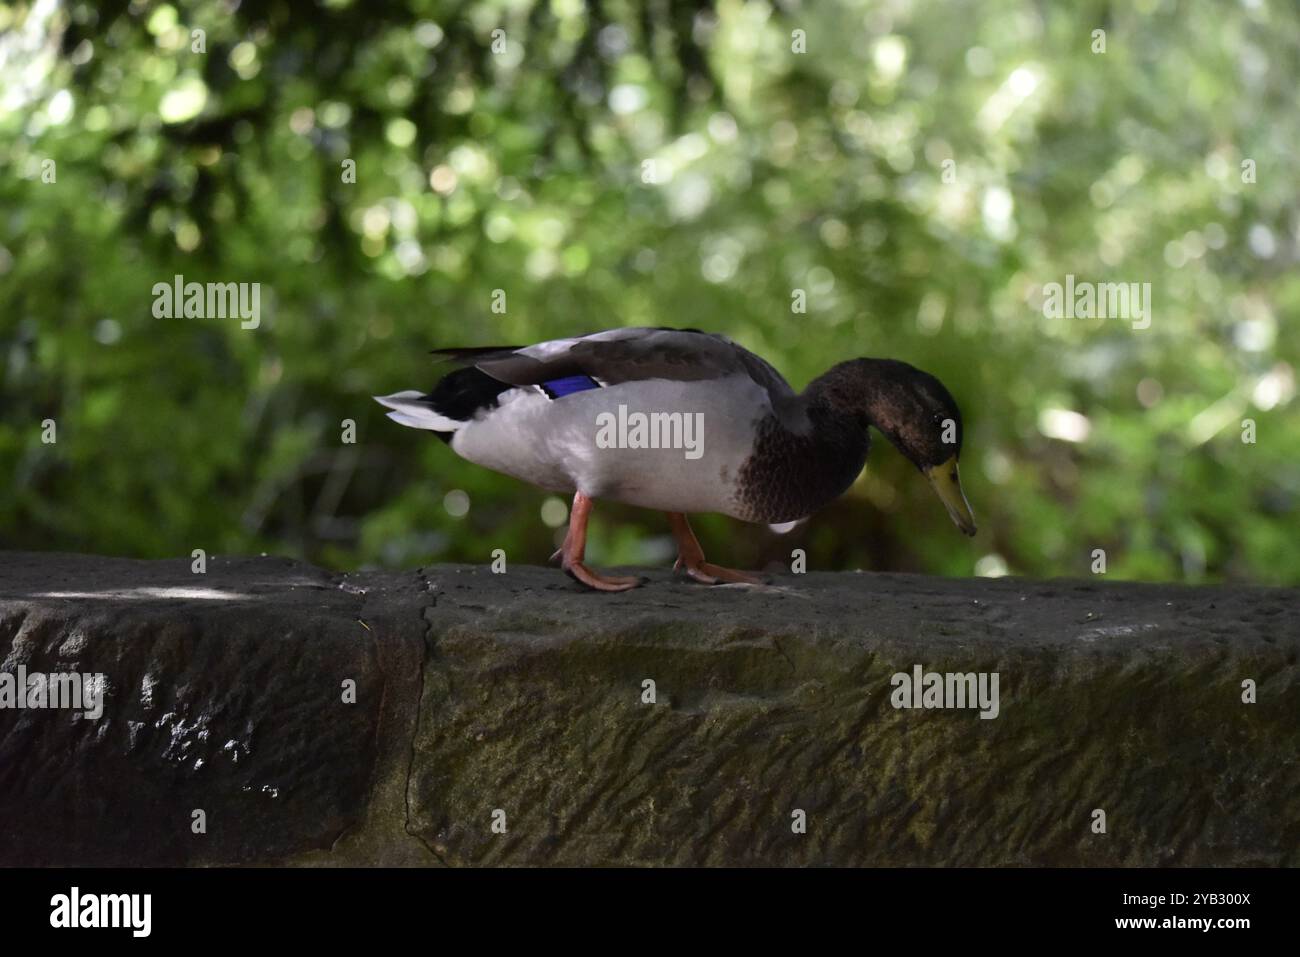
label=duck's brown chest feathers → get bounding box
[732,407,870,523]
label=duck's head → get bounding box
[818,358,978,536]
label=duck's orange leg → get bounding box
[668,512,765,585]
[557,492,642,592]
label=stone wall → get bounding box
[1,551,1296,866]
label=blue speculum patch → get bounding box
[540,375,601,399]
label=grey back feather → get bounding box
[458,328,796,404]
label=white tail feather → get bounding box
[373,391,463,432]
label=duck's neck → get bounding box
[732,365,875,523]
[801,359,901,432]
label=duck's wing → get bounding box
[436,327,796,404]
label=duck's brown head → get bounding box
[813,358,978,536]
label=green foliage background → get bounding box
[1,0,1297,583]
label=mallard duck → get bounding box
[376,327,976,591]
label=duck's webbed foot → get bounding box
[667,512,766,585]
[563,560,642,592]
[556,491,644,592]
[672,557,765,585]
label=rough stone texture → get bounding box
[1,550,1296,866]
[0,552,427,867]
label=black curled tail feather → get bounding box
[423,366,514,430]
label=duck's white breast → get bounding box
[450,375,772,517]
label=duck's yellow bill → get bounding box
[924,457,977,537]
